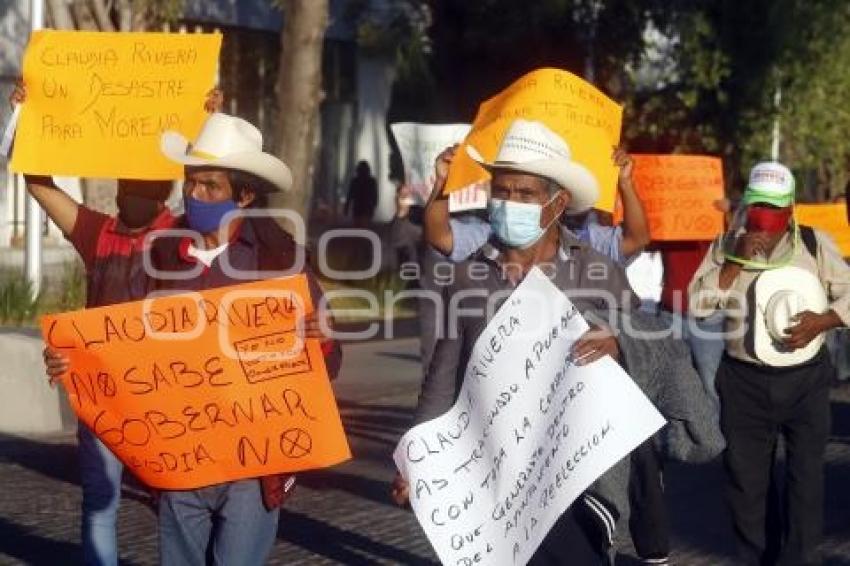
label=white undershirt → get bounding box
[186,242,229,267]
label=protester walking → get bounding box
[345,160,379,227]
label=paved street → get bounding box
[1,338,849,565]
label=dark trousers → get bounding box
[527,503,606,566]
[717,351,832,566]
[628,439,670,560]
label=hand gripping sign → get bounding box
[10,30,221,180]
[393,268,665,566]
[41,275,350,490]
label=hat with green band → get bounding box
[743,161,795,207]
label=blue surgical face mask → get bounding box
[184,196,238,234]
[488,197,556,248]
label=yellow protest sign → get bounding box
[41,275,351,490]
[10,30,221,180]
[795,203,850,257]
[445,68,623,211]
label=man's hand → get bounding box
[432,145,458,197]
[391,473,410,506]
[572,324,619,366]
[713,198,732,214]
[734,232,773,260]
[43,347,69,387]
[204,88,224,113]
[612,147,634,184]
[303,310,335,345]
[9,79,25,108]
[783,310,841,350]
[396,185,414,218]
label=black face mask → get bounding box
[116,193,162,230]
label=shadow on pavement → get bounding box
[296,468,396,509]
[0,433,154,509]
[0,517,84,565]
[375,350,422,363]
[0,432,79,486]
[277,509,437,565]
[338,400,413,449]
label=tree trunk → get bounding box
[46,0,75,29]
[115,0,134,31]
[89,0,115,31]
[273,0,328,240]
[69,1,100,30]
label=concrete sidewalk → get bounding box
[1,338,849,564]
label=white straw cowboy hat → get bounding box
[753,266,828,367]
[161,113,292,192]
[466,119,599,213]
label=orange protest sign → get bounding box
[10,30,221,180]
[444,68,623,211]
[795,203,850,257]
[41,275,350,490]
[616,155,725,241]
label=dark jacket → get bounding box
[414,228,638,426]
[412,228,638,548]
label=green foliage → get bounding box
[319,272,415,322]
[0,277,39,327]
[379,1,850,200]
[41,262,87,315]
[0,262,86,326]
[135,0,186,28]
[774,1,850,199]
[626,1,850,198]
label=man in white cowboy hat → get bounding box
[393,118,640,564]
[419,120,648,375]
[418,120,671,564]
[151,112,341,566]
[690,161,850,565]
[422,119,649,267]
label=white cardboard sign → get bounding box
[394,268,665,565]
[390,122,487,212]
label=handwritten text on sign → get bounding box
[11,31,221,180]
[391,122,488,212]
[394,268,665,565]
[621,155,725,241]
[444,68,623,212]
[41,276,350,490]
